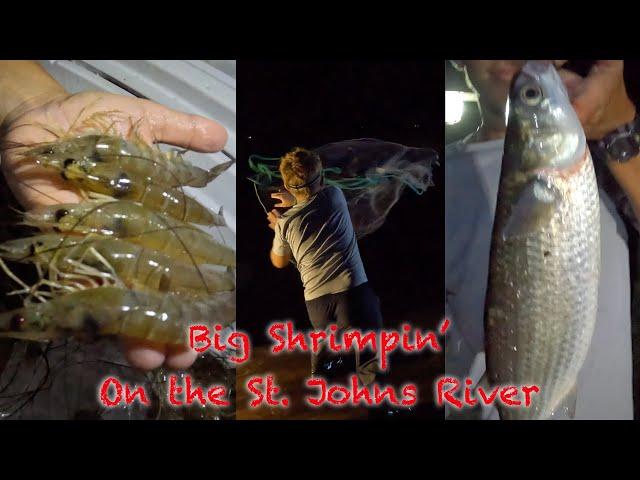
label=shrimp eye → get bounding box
[55,209,69,222]
[112,173,131,198]
[64,158,75,168]
[521,84,543,106]
[9,314,25,331]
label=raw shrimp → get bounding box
[0,234,236,296]
[22,134,234,188]
[62,161,224,227]
[20,136,226,226]
[0,286,235,346]
[22,200,236,267]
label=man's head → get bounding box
[279,147,323,200]
[452,60,526,121]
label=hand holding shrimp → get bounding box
[0,61,230,371]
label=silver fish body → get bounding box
[485,61,600,420]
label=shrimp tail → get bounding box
[206,159,235,183]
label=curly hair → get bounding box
[279,147,323,198]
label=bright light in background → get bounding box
[445,91,478,125]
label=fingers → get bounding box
[571,61,624,124]
[271,193,284,206]
[267,210,280,230]
[165,345,199,370]
[121,337,167,371]
[271,194,287,207]
[140,99,228,152]
[557,69,584,99]
[120,337,199,371]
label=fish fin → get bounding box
[555,384,578,420]
[502,176,561,241]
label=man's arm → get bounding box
[270,248,292,268]
[267,208,292,268]
[558,61,640,218]
[0,61,67,126]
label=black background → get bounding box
[237,60,444,345]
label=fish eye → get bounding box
[521,84,543,106]
[9,314,25,331]
[55,209,69,222]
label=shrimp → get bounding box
[0,234,236,296]
[21,200,236,267]
[62,161,224,227]
[0,286,235,346]
[20,137,225,226]
[22,134,233,188]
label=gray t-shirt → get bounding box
[272,185,367,301]
[445,138,633,420]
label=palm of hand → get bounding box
[1,91,226,210]
[0,91,228,371]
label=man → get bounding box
[267,147,382,384]
[445,60,637,419]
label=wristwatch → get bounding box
[593,113,640,163]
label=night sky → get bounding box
[237,60,444,345]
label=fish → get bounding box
[484,61,600,420]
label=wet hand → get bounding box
[1,90,227,210]
[556,60,636,139]
[267,208,282,230]
[1,85,228,372]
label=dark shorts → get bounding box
[304,282,383,331]
[304,282,383,383]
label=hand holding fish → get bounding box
[556,60,636,139]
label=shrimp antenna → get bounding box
[45,200,214,296]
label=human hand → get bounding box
[271,190,296,208]
[1,90,227,209]
[1,84,228,372]
[267,208,282,230]
[556,60,636,139]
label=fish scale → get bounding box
[485,61,600,420]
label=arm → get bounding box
[0,61,67,126]
[270,248,292,268]
[267,208,293,268]
[558,60,640,217]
